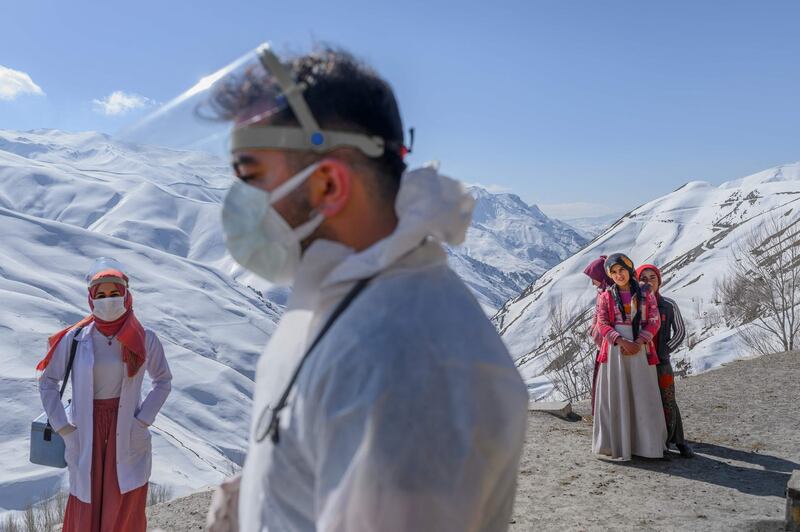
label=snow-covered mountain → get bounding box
[448,186,588,312]
[0,129,579,516]
[493,162,800,399]
[554,212,625,240]
[0,127,591,518]
[0,129,283,515]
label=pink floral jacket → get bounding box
[594,288,661,365]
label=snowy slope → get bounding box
[0,128,586,516]
[448,186,587,312]
[555,212,625,240]
[493,163,800,399]
[0,129,282,515]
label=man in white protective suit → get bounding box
[203,43,529,532]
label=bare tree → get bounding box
[22,507,35,532]
[716,215,800,356]
[147,482,174,507]
[0,514,20,532]
[542,298,596,402]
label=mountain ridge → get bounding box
[448,184,588,312]
[493,160,800,399]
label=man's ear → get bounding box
[310,158,352,217]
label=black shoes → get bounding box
[676,443,695,458]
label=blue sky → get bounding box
[2,1,799,217]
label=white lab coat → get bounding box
[239,166,529,532]
[39,322,172,503]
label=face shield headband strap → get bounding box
[229,44,386,158]
[89,276,129,289]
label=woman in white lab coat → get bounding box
[38,260,172,532]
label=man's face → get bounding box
[230,149,314,229]
[639,269,660,293]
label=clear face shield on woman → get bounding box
[86,257,128,286]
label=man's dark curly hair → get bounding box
[208,46,407,203]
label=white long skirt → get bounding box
[592,324,667,460]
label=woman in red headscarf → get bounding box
[636,263,693,458]
[37,258,172,532]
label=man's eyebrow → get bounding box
[232,154,258,167]
[232,154,261,180]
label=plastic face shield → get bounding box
[119,43,385,159]
[85,257,128,287]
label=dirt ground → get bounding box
[511,351,800,532]
[147,490,213,532]
[148,352,800,532]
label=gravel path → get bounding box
[511,351,800,531]
[147,490,213,532]
[147,352,799,531]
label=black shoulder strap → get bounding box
[44,327,82,441]
[59,327,83,399]
[257,277,372,444]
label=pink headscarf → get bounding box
[583,255,611,289]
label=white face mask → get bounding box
[92,296,127,321]
[222,162,324,285]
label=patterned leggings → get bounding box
[656,363,686,446]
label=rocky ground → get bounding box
[147,490,213,532]
[147,352,799,531]
[511,351,799,531]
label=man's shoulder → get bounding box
[367,265,492,332]
[322,265,510,365]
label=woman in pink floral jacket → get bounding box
[591,253,667,460]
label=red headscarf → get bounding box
[636,264,663,294]
[37,269,146,377]
[636,263,664,351]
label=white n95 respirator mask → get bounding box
[222,162,323,285]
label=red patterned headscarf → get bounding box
[37,269,146,377]
[636,263,662,293]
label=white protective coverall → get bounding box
[238,165,529,532]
